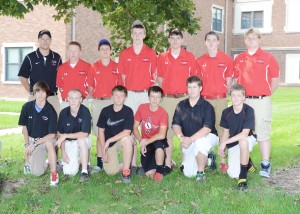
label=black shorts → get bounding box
[141,139,168,172]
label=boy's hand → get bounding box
[218,143,226,158]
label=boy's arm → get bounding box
[133,120,142,142]
[218,128,230,157]
[105,129,131,148]
[22,126,29,146]
[35,133,56,146]
[56,132,88,148]
[223,129,251,146]
[145,125,167,145]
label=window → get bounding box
[241,11,263,29]
[212,6,223,32]
[285,0,300,32]
[3,45,33,82]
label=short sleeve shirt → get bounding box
[97,105,134,147]
[18,100,57,138]
[172,98,217,137]
[135,103,168,139]
[220,104,255,148]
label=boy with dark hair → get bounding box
[218,84,257,190]
[19,81,58,186]
[133,86,168,182]
[97,85,134,184]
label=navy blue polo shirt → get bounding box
[220,104,255,149]
[57,105,91,140]
[97,104,134,147]
[18,48,62,93]
[172,97,217,137]
[18,100,57,138]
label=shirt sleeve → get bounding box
[48,107,58,134]
[80,108,92,133]
[97,108,107,129]
[124,108,134,131]
[269,54,280,78]
[150,50,157,78]
[156,54,164,78]
[243,106,255,130]
[134,105,142,122]
[172,103,182,127]
[196,58,203,78]
[118,50,126,75]
[57,111,64,133]
[160,109,168,127]
[203,102,215,130]
[189,54,197,76]
[56,65,63,88]
[225,55,234,78]
[233,55,241,79]
[220,109,228,129]
[18,104,28,126]
[18,55,31,78]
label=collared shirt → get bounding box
[118,44,157,90]
[220,104,255,149]
[197,50,233,96]
[87,59,121,98]
[56,59,91,99]
[172,97,217,137]
[18,48,62,93]
[18,100,57,138]
[157,48,196,95]
[233,48,280,96]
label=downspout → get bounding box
[224,0,229,54]
[71,9,76,41]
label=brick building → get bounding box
[0,0,299,99]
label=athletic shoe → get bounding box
[259,162,271,178]
[163,166,172,175]
[121,169,131,184]
[195,171,206,182]
[87,164,93,173]
[80,172,90,183]
[56,160,63,171]
[24,164,31,174]
[136,167,145,176]
[180,165,184,173]
[131,166,138,174]
[248,159,256,173]
[220,163,228,173]
[237,178,248,190]
[91,166,102,174]
[208,152,217,170]
[50,172,59,186]
[154,172,163,183]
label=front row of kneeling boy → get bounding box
[19,76,256,190]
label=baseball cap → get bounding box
[131,20,145,29]
[38,30,52,39]
[98,39,111,50]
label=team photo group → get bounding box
[17,20,280,190]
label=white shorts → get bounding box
[182,133,218,177]
[227,135,257,178]
[62,137,92,176]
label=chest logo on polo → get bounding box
[107,118,124,126]
[256,59,265,64]
[112,70,118,74]
[79,71,86,76]
[42,116,48,120]
[51,60,57,66]
[142,117,159,135]
[181,61,188,65]
[165,61,169,65]
[218,63,226,67]
[64,73,68,76]
[67,123,70,126]
[142,58,149,62]
[29,116,33,119]
[35,62,40,65]
[78,118,82,123]
[127,59,132,62]
[96,71,100,75]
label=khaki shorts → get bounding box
[29,138,56,176]
[91,99,113,136]
[125,91,148,114]
[245,96,272,141]
[62,137,92,176]
[103,136,134,175]
[29,94,60,117]
[60,98,89,111]
[206,98,228,137]
[227,135,257,178]
[161,96,188,139]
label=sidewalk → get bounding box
[0,127,22,136]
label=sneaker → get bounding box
[131,166,138,174]
[208,152,217,170]
[180,165,184,173]
[80,173,90,183]
[248,159,256,173]
[237,178,248,190]
[24,164,31,174]
[50,172,59,186]
[259,162,271,178]
[121,169,131,184]
[154,172,163,182]
[91,166,102,174]
[57,160,63,171]
[163,166,172,175]
[136,167,145,176]
[195,171,206,182]
[87,164,93,173]
[220,163,228,173]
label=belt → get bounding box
[94,97,111,100]
[202,94,226,100]
[29,137,40,142]
[130,90,147,93]
[165,93,187,98]
[246,95,266,99]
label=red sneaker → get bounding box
[220,163,228,173]
[154,172,163,182]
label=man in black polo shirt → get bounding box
[218,84,257,190]
[172,76,218,182]
[18,81,58,186]
[18,29,62,116]
[56,89,92,183]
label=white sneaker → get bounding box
[91,166,102,174]
[50,172,59,186]
[24,164,31,174]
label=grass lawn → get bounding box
[0,114,20,129]
[0,100,25,113]
[0,87,299,213]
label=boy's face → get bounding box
[231,90,245,106]
[187,82,202,99]
[245,33,261,50]
[68,91,82,108]
[169,35,183,50]
[99,45,111,59]
[34,89,47,102]
[112,90,127,106]
[67,44,81,63]
[149,92,162,108]
[38,34,51,51]
[131,28,146,44]
[205,34,219,51]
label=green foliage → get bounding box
[0,0,200,53]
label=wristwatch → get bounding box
[33,142,38,148]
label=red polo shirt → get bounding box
[196,50,233,96]
[87,59,120,98]
[118,44,157,90]
[56,59,90,99]
[157,48,196,94]
[233,48,280,96]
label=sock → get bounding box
[81,169,88,174]
[239,164,248,180]
[97,157,103,168]
[156,165,164,174]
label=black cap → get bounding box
[38,30,52,39]
[98,39,111,50]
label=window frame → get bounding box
[212,5,224,33]
[241,10,264,29]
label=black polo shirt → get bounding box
[172,97,217,137]
[57,105,91,140]
[18,48,62,93]
[220,104,255,149]
[18,100,57,138]
[97,104,134,147]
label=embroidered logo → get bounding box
[67,123,70,126]
[96,72,100,74]
[78,118,82,123]
[42,116,48,120]
[181,61,188,65]
[127,59,132,62]
[107,118,124,126]
[79,71,86,76]
[256,59,265,64]
[165,61,169,65]
[51,60,57,66]
[142,58,149,62]
[218,63,226,67]
[35,62,40,65]
[29,116,33,119]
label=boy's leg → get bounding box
[121,136,133,170]
[29,143,47,176]
[227,145,240,179]
[78,138,91,172]
[63,141,80,176]
[45,139,59,186]
[141,143,156,177]
[103,143,121,175]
